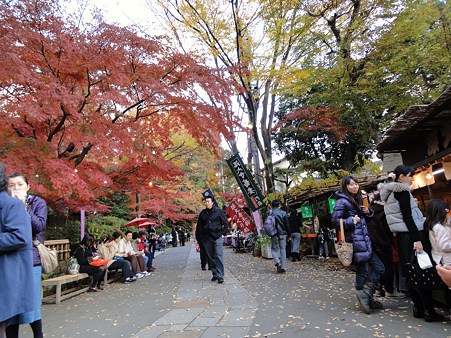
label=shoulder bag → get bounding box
[334,219,353,267]
[67,256,80,274]
[33,239,58,273]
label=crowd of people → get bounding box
[331,164,450,322]
[0,161,164,337]
[73,230,159,292]
[199,163,450,324]
[2,159,451,338]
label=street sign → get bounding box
[301,205,313,218]
[225,200,255,234]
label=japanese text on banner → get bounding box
[226,154,264,212]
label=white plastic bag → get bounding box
[416,251,433,269]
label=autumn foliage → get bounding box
[0,0,237,214]
[273,105,349,139]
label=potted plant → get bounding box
[259,234,272,259]
[253,236,263,257]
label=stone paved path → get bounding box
[134,242,257,337]
[19,240,451,337]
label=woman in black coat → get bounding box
[366,192,403,298]
[74,234,106,292]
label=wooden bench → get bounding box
[41,239,91,304]
[42,268,122,304]
[41,273,91,304]
[41,239,123,304]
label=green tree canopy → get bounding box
[274,0,450,174]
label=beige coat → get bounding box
[97,243,117,268]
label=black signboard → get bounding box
[226,154,264,211]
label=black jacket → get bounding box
[366,201,393,251]
[288,212,302,234]
[197,206,230,240]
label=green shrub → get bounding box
[87,215,128,240]
[255,234,271,249]
[45,220,82,244]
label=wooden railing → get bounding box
[44,239,71,261]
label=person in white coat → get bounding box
[426,200,451,266]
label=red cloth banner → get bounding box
[225,200,255,234]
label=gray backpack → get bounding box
[263,212,277,237]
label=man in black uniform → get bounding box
[197,196,229,283]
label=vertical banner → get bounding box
[253,210,262,236]
[226,154,265,212]
[80,209,85,240]
[225,200,255,234]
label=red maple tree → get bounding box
[273,105,349,138]
[0,1,237,213]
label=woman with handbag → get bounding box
[380,165,446,322]
[6,173,47,338]
[0,164,34,338]
[332,176,385,314]
[74,234,107,292]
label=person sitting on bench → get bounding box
[74,234,107,292]
[116,231,149,278]
[97,236,136,284]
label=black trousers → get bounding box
[108,259,133,278]
[396,231,434,310]
[197,239,210,269]
[79,265,107,287]
[375,247,395,293]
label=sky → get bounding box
[81,0,267,163]
[87,0,155,27]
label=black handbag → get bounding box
[407,251,446,290]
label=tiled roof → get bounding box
[377,86,451,152]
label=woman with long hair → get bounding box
[380,165,446,322]
[332,176,384,314]
[426,200,451,266]
[74,234,107,292]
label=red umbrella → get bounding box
[137,221,157,229]
[124,217,152,227]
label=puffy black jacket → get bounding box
[366,201,393,251]
[288,212,302,234]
